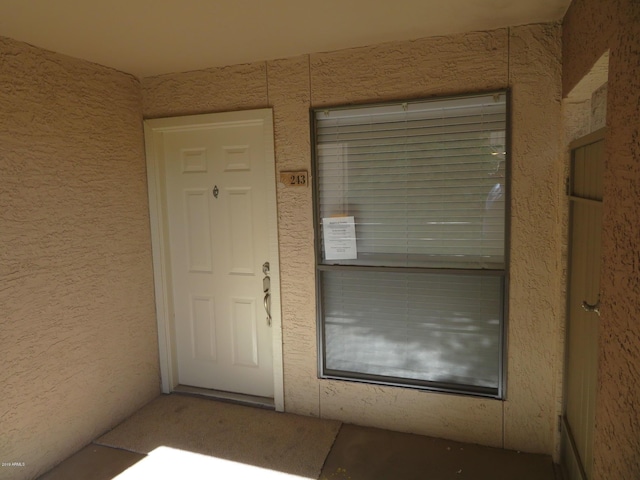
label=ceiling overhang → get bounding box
[0,0,570,78]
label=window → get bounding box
[312,91,508,398]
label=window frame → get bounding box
[311,90,511,399]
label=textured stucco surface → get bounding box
[142,24,565,456]
[590,83,607,131]
[505,23,564,455]
[0,37,159,479]
[266,56,319,417]
[309,30,507,107]
[563,1,640,478]
[142,63,268,119]
[319,381,504,446]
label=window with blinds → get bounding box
[313,91,508,397]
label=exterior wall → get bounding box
[0,37,159,479]
[143,23,564,454]
[506,24,564,455]
[563,1,640,478]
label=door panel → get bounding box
[184,190,213,272]
[162,120,274,398]
[562,133,604,480]
[226,187,255,274]
[191,295,216,362]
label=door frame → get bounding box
[144,109,284,411]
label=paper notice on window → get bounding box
[322,216,357,260]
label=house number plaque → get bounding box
[280,171,308,187]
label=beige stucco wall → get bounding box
[506,24,564,456]
[0,37,159,479]
[563,1,640,478]
[143,23,565,456]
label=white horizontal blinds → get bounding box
[316,93,506,268]
[322,270,502,389]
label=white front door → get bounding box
[145,110,282,401]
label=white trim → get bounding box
[144,125,178,393]
[144,109,284,411]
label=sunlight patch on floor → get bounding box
[112,446,313,479]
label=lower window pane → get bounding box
[321,270,503,394]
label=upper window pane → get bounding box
[315,92,507,269]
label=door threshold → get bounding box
[173,385,275,410]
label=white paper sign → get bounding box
[322,216,357,260]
